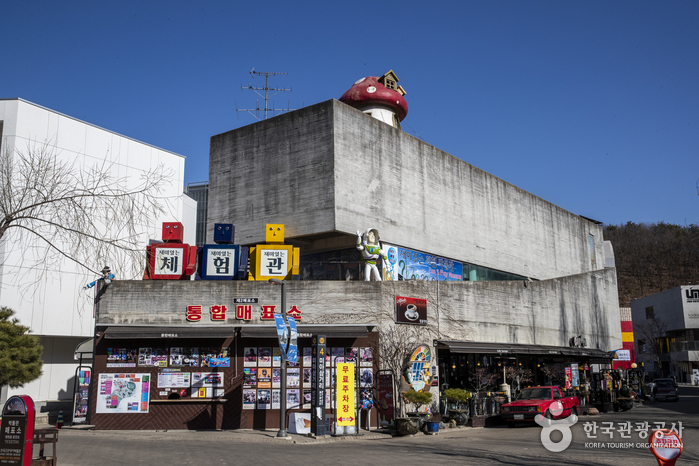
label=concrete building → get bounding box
[89,77,621,430]
[0,98,196,411]
[631,285,699,383]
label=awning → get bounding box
[240,323,378,339]
[436,340,613,359]
[103,326,238,339]
[74,338,94,360]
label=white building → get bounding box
[0,98,196,409]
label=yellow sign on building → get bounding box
[248,224,300,280]
[336,363,356,426]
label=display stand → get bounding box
[32,427,58,466]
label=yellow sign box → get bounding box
[336,363,356,426]
[622,332,634,342]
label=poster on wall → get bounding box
[382,243,463,281]
[192,372,224,388]
[331,348,344,365]
[272,368,281,388]
[303,389,312,409]
[359,368,373,387]
[287,368,300,388]
[395,296,428,325]
[303,368,312,388]
[243,368,257,388]
[345,347,358,364]
[258,347,272,367]
[377,373,395,425]
[303,347,312,366]
[96,373,150,413]
[170,347,199,366]
[272,389,281,409]
[244,347,257,367]
[258,389,271,409]
[287,389,300,409]
[272,348,281,367]
[258,368,272,389]
[243,389,256,409]
[139,348,168,367]
[72,368,91,424]
[565,367,572,390]
[157,371,191,388]
[106,348,137,367]
[360,388,373,409]
[201,347,230,367]
[360,348,373,367]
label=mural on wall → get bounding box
[403,345,432,392]
[382,243,462,281]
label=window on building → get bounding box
[638,339,646,353]
[646,306,655,319]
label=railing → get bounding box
[470,394,510,416]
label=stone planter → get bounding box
[407,412,430,432]
[448,409,469,426]
[395,417,419,436]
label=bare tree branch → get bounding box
[0,141,175,295]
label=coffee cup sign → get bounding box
[649,429,683,466]
[395,296,427,325]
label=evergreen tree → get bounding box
[0,307,43,388]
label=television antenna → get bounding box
[236,68,295,120]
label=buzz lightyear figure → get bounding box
[356,228,387,281]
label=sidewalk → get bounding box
[53,423,398,444]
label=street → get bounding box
[48,386,698,465]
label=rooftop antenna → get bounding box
[236,68,295,120]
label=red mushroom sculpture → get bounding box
[339,70,408,128]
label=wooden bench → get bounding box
[32,427,58,466]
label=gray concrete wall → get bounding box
[630,286,688,332]
[209,100,605,281]
[208,102,337,245]
[97,267,621,351]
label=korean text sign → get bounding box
[336,363,356,427]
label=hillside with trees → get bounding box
[603,222,699,307]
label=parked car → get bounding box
[652,378,679,402]
[500,386,579,427]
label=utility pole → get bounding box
[236,68,295,120]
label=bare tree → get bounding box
[634,317,669,376]
[540,363,566,386]
[467,367,498,392]
[0,141,173,291]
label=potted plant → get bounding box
[443,388,471,425]
[425,412,442,435]
[403,389,433,432]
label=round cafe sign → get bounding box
[649,429,683,466]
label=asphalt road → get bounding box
[45,385,698,465]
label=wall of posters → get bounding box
[382,242,463,281]
[97,373,150,413]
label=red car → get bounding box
[500,386,579,427]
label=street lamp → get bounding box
[268,278,289,438]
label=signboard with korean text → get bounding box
[649,429,683,465]
[395,296,427,325]
[96,373,150,413]
[201,244,240,280]
[0,395,35,466]
[336,363,356,427]
[311,335,327,436]
[565,367,572,390]
[153,247,185,276]
[382,243,463,281]
[614,349,631,361]
[157,371,191,388]
[254,245,294,279]
[571,363,580,387]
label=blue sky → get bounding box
[3,1,698,226]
